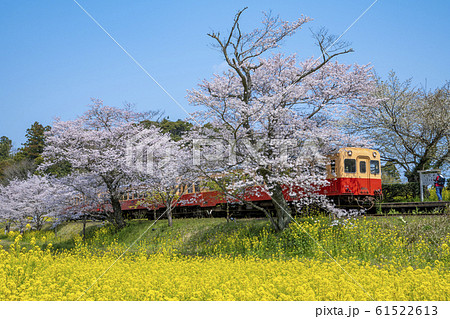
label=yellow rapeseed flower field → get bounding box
[0,217,449,301]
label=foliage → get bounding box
[429,187,450,202]
[53,173,111,234]
[41,99,159,228]
[14,122,50,162]
[1,123,51,183]
[0,158,14,182]
[130,129,195,227]
[43,160,72,178]
[0,175,70,232]
[381,183,420,202]
[381,182,450,202]
[344,72,450,182]
[177,216,450,269]
[0,136,13,182]
[141,118,192,141]
[0,136,12,160]
[381,161,401,184]
[1,159,36,184]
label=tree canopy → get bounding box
[344,72,450,182]
[186,8,376,231]
[42,99,161,228]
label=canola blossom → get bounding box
[0,241,449,301]
[1,216,450,301]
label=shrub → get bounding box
[382,183,420,202]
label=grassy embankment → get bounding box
[1,214,450,268]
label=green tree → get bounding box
[0,136,12,160]
[15,122,50,162]
[0,136,13,182]
[44,160,72,177]
[381,161,401,184]
[141,118,192,141]
[1,159,36,182]
[0,158,14,182]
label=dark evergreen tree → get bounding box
[141,118,192,141]
[0,136,12,160]
[15,122,50,161]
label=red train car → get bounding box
[120,147,382,218]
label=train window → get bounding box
[370,160,380,174]
[330,160,336,175]
[359,161,366,174]
[344,159,356,173]
[187,184,194,193]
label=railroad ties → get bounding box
[377,201,450,214]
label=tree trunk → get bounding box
[271,184,292,231]
[82,214,86,241]
[167,207,173,227]
[243,199,280,231]
[111,196,126,228]
[36,217,42,231]
[226,203,230,222]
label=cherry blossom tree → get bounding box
[42,99,159,229]
[0,174,67,232]
[343,72,450,182]
[186,8,377,231]
[0,184,16,233]
[51,173,110,239]
[129,128,196,227]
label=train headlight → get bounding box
[373,152,377,157]
[347,150,352,156]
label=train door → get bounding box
[325,157,339,195]
[357,156,370,195]
[330,159,338,194]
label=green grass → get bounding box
[82,218,269,255]
[371,215,450,248]
[0,221,103,251]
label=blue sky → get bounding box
[1,0,449,147]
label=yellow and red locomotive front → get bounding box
[322,147,382,199]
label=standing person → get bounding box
[435,174,446,201]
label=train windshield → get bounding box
[370,160,380,174]
[344,159,356,173]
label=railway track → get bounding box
[375,201,449,213]
[367,213,446,217]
